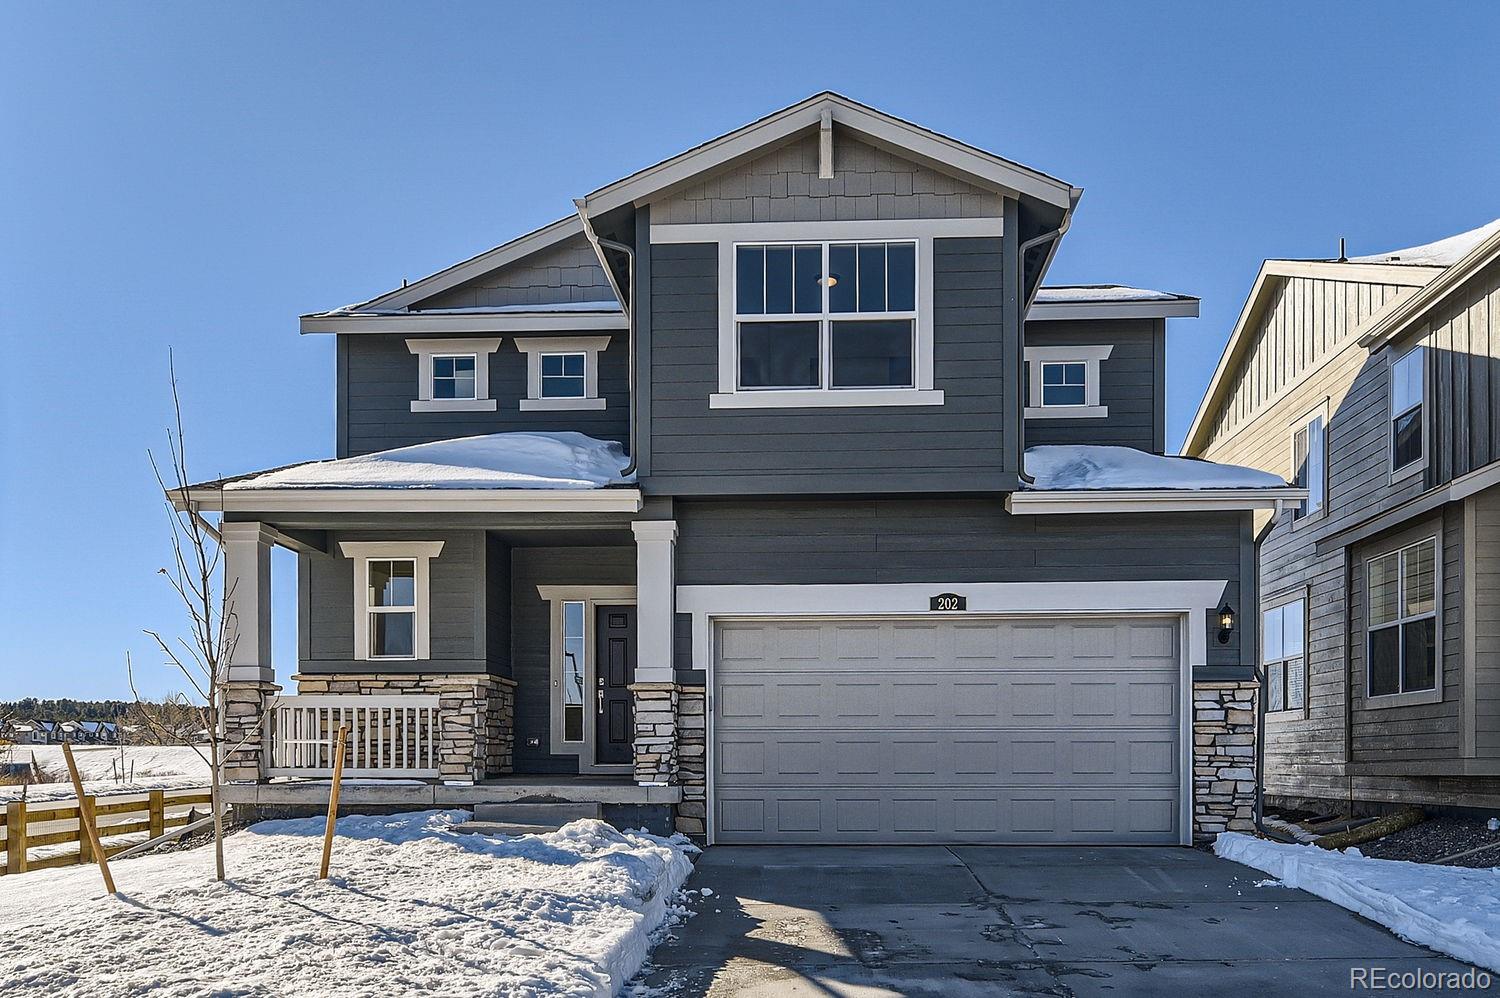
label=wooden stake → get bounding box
[318,725,349,880]
[61,742,116,894]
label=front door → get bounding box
[595,605,636,765]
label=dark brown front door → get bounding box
[595,605,636,765]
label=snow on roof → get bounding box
[1348,218,1500,267]
[1033,285,1191,303]
[323,299,621,318]
[1025,445,1287,491]
[225,432,634,491]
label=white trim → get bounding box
[338,541,445,662]
[406,337,502,413]
[512,335,611,410]
[1362,534,1442,707]
[535,585,637,774]
[1261,590,1310,716]
[682,580,1226,847]
[1388,341,1429,483]
[709,388,944,409]
[196,488,643,514]
[1006,488,1306,515]
[650,217,1004,244]
[307,312,625,335]
[1289,398,1330,525]
[1027,299,1199,321]
[632,520,679,686]
[1024,344,1112,419]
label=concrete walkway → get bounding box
[630,845,1486,996]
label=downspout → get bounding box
[1014,190,1081,485]
[574,200,638,478]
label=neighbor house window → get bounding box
[1390,345,1426,475]
[734,240,917,392]
[1293,409,1327,519]
[339,541,445,662]
[561,601,586,742]
[1023,345,1113,418]
[1367,537,1438,697]
[513,336,610,410]
[1262,597,1307,713]
[407,338,501,412]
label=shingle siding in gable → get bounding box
[414,234,615,310]
[643,238,1014,495]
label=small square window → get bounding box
[1040,362,1087,407]
[432,355,477,401]
[541,353,587,399]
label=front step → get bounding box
[470,802,603,827]
[451,821,562,838]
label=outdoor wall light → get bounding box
[1217,603,1236,644]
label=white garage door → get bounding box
[712,616,1183,844]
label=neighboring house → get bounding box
[182,93,1298,844]
[1183,218,1500,812]
[3,722,44,745]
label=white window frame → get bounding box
[1261,593,1308,716]
[1023,345,1113,419]
[407,338,501,412]
[513,336,610,411]
[536,585,636,773]
[1364,534,1441,708]
[696,219,974,409]
[1290,400,1329,525]
[339,541,445,661]
[1388,341,1428,482]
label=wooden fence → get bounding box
[0,788,211,876]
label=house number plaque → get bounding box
[929,593,966,611]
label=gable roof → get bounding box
[1355,219,1500,351]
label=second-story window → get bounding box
[1040,362,1087,406]
[541,353,587,399]
[407,338,501,413]
[1391,345,1426,476]
[1292,409,1326,520]
[1022,345,1113,419]
[431,355,477,400]
[734,241,917,392]
[513,336,610,411]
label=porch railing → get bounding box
[265,695,441,778]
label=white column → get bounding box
[221,521,276,683]
[631,520,678,683]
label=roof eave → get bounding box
[182,487,645,515]
[1357,227,1500,351]
[1027,298,1199,321]
[299,311,628,335]
[1006,487,1306,515]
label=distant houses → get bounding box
[1,718,119,745]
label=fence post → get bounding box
[5,802,26,874]
[148,791,166,840]
[79,797,95,863]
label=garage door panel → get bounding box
[715,617,1181,844]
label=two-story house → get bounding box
[1183,218,1500,814]
[186,94,1299,845]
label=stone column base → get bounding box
[221,679,280,782]
[676,686,707,837]
[1192,680,1258,841]
[630,682,679,786]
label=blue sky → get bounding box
[3,2,1498,699]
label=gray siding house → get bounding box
[189,94,1298,844]
[1184,218,1500,813]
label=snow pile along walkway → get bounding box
[0,812,696,997]
[1216,832,1500,972]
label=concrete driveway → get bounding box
[630,845,1485,997]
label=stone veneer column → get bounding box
[675,686,707,836]
[1192,680,1259,840]
[630,683,678,786]
[219,521,279,783]
[221,679,279,782]
[630,520,680,787]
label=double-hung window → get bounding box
[1262,598,1307,713]
[1390,345,1426,476]
[733,241,918,393]
[1367,537,1438,698]
[1293,410,1327,520]
[366,559,417,659]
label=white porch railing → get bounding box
[266,695,441,778]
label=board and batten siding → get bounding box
[645,238,1014,495]
[1425,256,1500,485]
[1024,318,1164,453]
[1472,486,1500,759]
[338,332,629,458]
[413,234,615,310]
[672,498,1254,675]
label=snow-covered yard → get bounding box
[1,744,209,801]
[0,811,695,998]
[1216,831,1500,972]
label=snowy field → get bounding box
[1216,832,1500,972]
[0,811,696,998]
[1,744,209,801]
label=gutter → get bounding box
[1006,486,1306,515]
[1014,188,1083,485]
[574,200,639,478]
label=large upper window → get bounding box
[1390,346,1426,475]
[1262,598,1306,713]
[1367,537,1438,698]
[1293,411,1326,520]
[734,241,917,392]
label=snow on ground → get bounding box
[228,432,634,490]
[1033,284,1188,303]
[1216,832,1500,972]
[1349,217,1500,267]
[1024,445,1288,490]
[2,745,209,801]
[0,812,696,998]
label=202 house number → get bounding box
[930,593,966,611]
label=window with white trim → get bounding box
[513,336,610,411]
[1041,362,1086,406]
[1023,345,1113,418]
[339,541,444,662]
[1262,597,1306,713]
[1367,537,1438,697]
[1293,410,1326,520]
[407,338,501,412]
[1390,345,1426,476]
[733,240,918,392]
